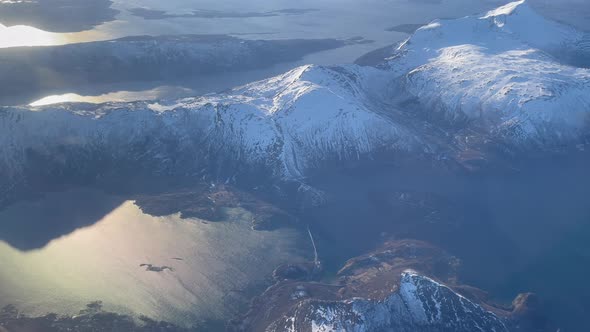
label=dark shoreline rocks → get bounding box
[230,239,553,332]
[0,302,189,332]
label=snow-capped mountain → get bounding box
[1,0,589,203]
[193,65,427,177]
[267,271,507,332]
[232,239,547,332]
[382,0,590,145]
[0,64,427,204]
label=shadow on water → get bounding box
[0,183,310,329]
[2,149,590,330]
[0,188,125,251]
[0,172,296,252]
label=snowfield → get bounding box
[1,0,589,200]
[385,0,590,144]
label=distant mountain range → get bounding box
[0,34,357,103]
[1,0,589,204]
[268,271,509,332]
[0,2,587,330]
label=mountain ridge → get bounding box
[1,1,589,205]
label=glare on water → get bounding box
[29,87,195,107]
[0,24,68,47]
[0,193,308,326]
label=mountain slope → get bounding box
[232,239,541,332]
[268,271,507,332]
[382,0,590,145]
[0,64,425,204]
[1,1,590,204]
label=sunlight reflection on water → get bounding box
[0,0,505,52]
[29,86,195,107]
[0,24,66,47]
[0,22,108,48]
[0,191,308,326]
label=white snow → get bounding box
[1,0,589,188]
[399,271,429,323]
[299,270,507,332]
[386,0,590,143]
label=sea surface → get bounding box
[0,0,508,106]
[0,189,309,327]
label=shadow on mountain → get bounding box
[0,0,119,33]
[0,177,297,251]
[529,0,590,32]
[551,39,590,69]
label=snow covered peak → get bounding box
[482,0,527,19]
[268,271,508,332]
[480,0,583,50]
[219,64,370,116]
[398,0,583,61]
[196,64,423,177]
[0,62,425,199]
[1,1,590,204]
[383,0,590,145]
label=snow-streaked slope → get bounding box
[208,65,424,176]
[268,271,507,332]
[384,0,590,145]
[0,64,423,195]
[1,1,590,202]
[165,64,425,176]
